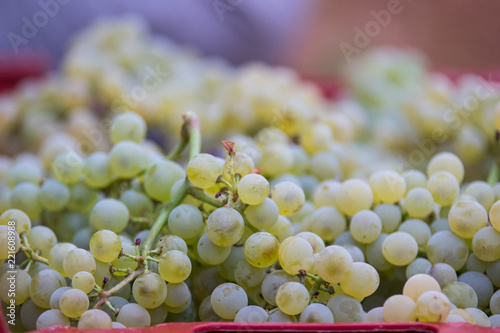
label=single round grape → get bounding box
[350,210,382,244]
[458,271,493,308]
[335,179,373,216]
[343,244,365,263]
[382,232,418,266]
[267,309,298,323]
[301,122,333,153]
[296,231,325,254]
[244,232,279,268]
[222,152,254,181]
[0,225,19,260]
[112,322,127,328]
[309,151,340,181]
[67,180,98,212]
[465,308,491,327]
[20,298,46,330]
[10,182,41,219]
[187,153,222,190]
[366,307,384,323]
[0,209,31,235]
[111,241,139,276]
[265,215,293,242]
[341,262,379,299]
[290,200,315,224]
[144,160,185,202]
[206,206,244,247]
[211,283,248,319]
[374,204,402,233]
[383,294,416,322]
[78,309,113,329]
[219,245,245,281]
[369,170,406,204]
[259,143,294,178]
[403,274,441,302]
[448,200,488,239]
[271,181,305,216]
[406,258,432,280]
[491,314,500,327]
[414,291,451,322]
[132,272,168,309]
[472,226,500,262]
[89,229,122,263]
[314,245,353,284]
[365,234,392,272]
[307,206,346,242]
[442,281,478,309]
[199,295,221,322]
[36,309,70,329]
[402,169,427,193]
[426,171,460,207]
[59,288,89,318]
[261,270,299,306]
[244,197,279,229]
[276,281,309,315]
[234,259,266,289]
[490,200,500,232]
[82,152,114,189]
[109,140,145,179]
[49,287,72,309]
[327,294,366,323]
[237,174,269,205]
[27,225,57,257]
[313,180,341,208]
[90,198,130,233]
[48,242,77,276]
[464,181,495,211]
[466,253,487,273]
[487,260,500,288]
[197,233,231,265]
[234,305,269,323]
[120,189,153,217]
[72,271,95,294]
[278,236,314,275]
[147,302,169,324]
[426,263,457,289]
[7,162,41,188]
[63,248,96,278]
[52,151,83,185]
[29,269,67,308]
[398,219,431,252]
[40,179,70,211]
[157,235,188,254]
[110,111,147,144]
[427,152,464,184]
[168,204,204,241]
[158,250,191,283]
[299,303,334,323]
[491,290,500,315]
[426,230,469,270]
[404,187,434,219]
[164,281,191,310]
[0,269,31,305]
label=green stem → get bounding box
[309,277,325,302]
[93,265,144,310]
[268,307,280,315]
[146,256,159,263]
[488,163,500,186]
[185,112,202,160]
[306,272,321,281]
[187,186,226,208]
[19,234,49,265]
[240,212,259,233]
[24,259,33,272]
[129,217,153,225]
[165,138,188,161]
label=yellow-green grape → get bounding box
[29,269,67,308]
[301,122,333,154]
[120,189,153,218]
[156,235,188,254]
[310,152,341,181]
[244,197,279,229]
[67,181,98,212]
[110,111,147,144]
[72,271,95,294]
[158,250,192,283]
[148,303,169,324]
[296,231,325,254]
[111,241,139,276]
[109,140,145,179]
[0,269,31,305]
[341,262,379,298]
[426,230,469,270]
[36,309,70,329]
[403,274,441,302]
[307,206,346,242]
[265,215,293,242]
[443,281,479,309]
[313,180,341,208]
[187,153,222,190]
[366,307,384,323]
[89,229,122,263]
[115,303,151,328]
[458,271,493,308]
[40,179,70,211]
[59,288,89,318]
[464,181,495,211]
[382,231,418,266]
[448,200,488,239]
[261,270,300,306]
[276,282,309,315]
[350,210,382,244]
[223,152,254,181]
[426,171,460,207]
[7,162,41,188]
[168,204,205,242]
[237,174,269,205]
[206,206,244,247]
[244,232,279,268]
[374,204,402,233]
[449,309,475,323]
[63,248,96,278]
[369,170,406,204]
[382,295,416,322]
[427,152,464,184]
[48,243,77,276]
[10,182,41,219]
[234,259,266,289]
[465,308,491,327]
[197,233,231,265]
[90,198,130,233]
[259,143,294,178]
[398,219,431,252]
[0,225,19,260]
[235,305,269,323]
[326,294,366,323]
[365,234,392,272]
[0,209,31,235]
[211,283,248,319]
[27,226,57,257]
[489,200,500,232]
[278,236,314,275]
[271,181,305,216]
[402,169,427,193]
[144,160,185,202]
[82,152,114,189]
[404,187,434,219]
[314,245,353,284]
[472,226,500,262]
[414,291,451,322]
[335,179,373,216]
[78,309,113,329]
[164,282,191,312]
[219,246,245,281]
[132,272,168,309]
[52,151,83,185]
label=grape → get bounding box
[261,270,299,306]
[265,215,293,242]
[464,181,495,211]
[158,250,191,283]
[310,152,340,181]
[0,269,31,305]
[148,303,169,325]
[72,271,95,294]
[448,200,488,239]
[383,294,416,322]
[20,299,46,331]
[218,245,244,281]
[374,204,402,233]
[40,179,70,211]
[427,152,464,184]
[10,182,41,219]
[398,219,431,251]
[406,258,432,280]
[90,198,130,233]
[29,269,67,308]
[491,315,500,327]
[211,283,248,319]
[426,230,468,270]
[296,231,325,254]
[235,305,269,323]
[490,200,500,232]
[49,287,71,310]
[335,179,373,216]
[237,174,269,205]
[36,309,70,329]
[59,288,89,318]
[290,200,315,223]
[402,169,427,193]
[78,309,113,329]
[341,262,379,299]
[343,244,365,262]
[404,188,434,219]
[403,274,441,302]
[109,140,145,179]
[301,122,333,153]
[98,296,128,318]
[458,271,493,308]
[144,160,185,202]
[267,309,298,323]
[0,225,19,260]
[271,181,305,216]
[110,111,147,144]
[199,296,221,322]
[206,206,244,247]
[313,180,341,208]
[365,234,392,272]
[244,197,279,229]
[132,272,168,308]
[491,290,500,315]
[466,253,487,273]
[442,281,478,309]
[487,260,500,287]
[48,242,77,276]
[369,170,406,204]
[414,291,451,322]
[426,171,460,207]
[314,245,353,284]
[430,218,451,233]
[164,282,191,311]
[445,314,467,323]
[244,232,279,268]
[307,206,346,242]
[113,322,127,328]
[197,232,231,265]
[82,152,114,189]
[259,143,294,178]
[7,162,41,188]
[157,235,188,254]
[223,152,254,181]
[275,281,309,315]
[63,248,96,278]
[425,263,457,289]
[472,226,500,262]
[465,308,491,327]
[187,153,222,190]
[28,226,57,257]
[120,189,153,217]
[327,294,366,323]
[278,236,314,275]
[111,241,139,275]
[382,232,418,266]
[350,210,382,244]
[366,307,384,323]
[52,151,83,185]
[89,229,122,262]
[67,181,98,212]
[234,259,266,289]
[168,204,204,242]
[298,303,333,323]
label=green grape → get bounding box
[39,179,70,211]
[98,296,128,318]
[20,299,46,331]
[271,181,305,216]
[403,274,441,302]
[491,290,500,315]
[56,212,87,243]
[0,209,31,235]
[198,232,232,264]
[10,182,41,219]
[487,260,500,288]
[7,162,41,189]
[290,200,315,224]
[237,174,269,205]
[427,152,464,184]
[82,152,114,189]
[374,204,402,233]
[158,250,192,283]
[148,303,169,324]
[211,283,248,319]
[426,171,460,207]
[490,314,500,327]
[78,309,113,329]
[29,269,67,308]
[382,294,416,322]
[334,179,373,216]
[36,309,70,329]
[472,226,500,262]
[72,228,92,251]
[187,153,222,190]
[207,206,244,247]
[430,218,452,234]
[365,234,392,272]
[192,267,226,302]
[244,198,279,229]
[111,241,139,276]
[0,186,11,214]
[132,272,168,309]
[244,232,279,268]
[267,309,298,323]
[49,287,71,309]
[63,248,96,278]
[259,143,294,178]
[116,303,151,328]
[427,230,469,270]
[260,270,299,306]
[342,244,364,262]
[458,271,493,308]
[466,253,487,273]
[296,231,325,254]
[301,122,333,154]
[341,262,379,298]
[382,231,418,266]
[52,151,83,185]
[465,308,491,327]
[313,245,353,284]
[120,189,153,217]
[310,152,341,181]
[27,261,49,277]
[327,294,366,323]
[219,245,245,281]
[398,219,431,252]
[235,305,269,323]
[369,170,406,204]
[0,269,31,305]
[110,111,147,144]
[265,215,293,242]
[464,181,495,211]
[109,140,145,179]
[404,187,434,219]
[104,276,131,300]
[89,229,122,262]
[307,206,346,242]
[164,281,191,312]
[443,281,478,309]
[425,263,457,289]
[278,236,314,275]
[312,180,341,208]
[234,259,266,289]
[299,303,334,323]
[406,258,431,280]
[168,204,204,241]
[67,180,98,212]
[48,243,77,276]
[350,210,382,244]
[156,235,188,254]
[414,291,450,322]
[199,295,221,322]
[27,226,57,257]
[276,281,309,315]
[366,307,384,323]
[490,200,500,232]
[144,160,185,202]
[223,152,254,181]
[402,169,427,193]
[90,198,130,233]
[0,225,19,260]
[448,200,488,239]
[59,288,89,318]
[299,175,319,200]
[72,271,95,294]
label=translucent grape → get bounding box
[266,309,298,323]
[244,197,279,229]
[187,153,222,190]
[271,181,305,216]
[144,160,185,202]
[406,258,432,280]
[7,162,41,188]
[168,204,204,241]
[157,235,188,254]
[427,152,464,184]
[301,122,333,154]
[369,170,406,204]
[207,206,245,247]
[466,253,487,273]
[52,151,83,185]
[109,140,145,179]
[366,234,392,272]
[335,179,373,216]
[90,198,130,233]
[26,226,56,258]
[82,152,114,189]
[458,271,493,308]
[340,262,379,298]
[20,299,46,331]
[67,180,98,212]
[464,181,495,211]
[110,111,147,144]
[63,248,96,278]
[404,187,434,219]
[350,210,382,244]
[327,294,366,323]
[0,269,31,305]
[295,231,325,254]
[211,283,248,319]
[490,200,500,232]
[265,215,293,242]
[59,288,89,318]
[164,281,191,312]
[465,308,491,327]
[313,180,341,208]
[382,231,418,266]
[414,291,451,322]
[36,309,70,329]
[244,232,279,268]
[132,272,168,309]
[425,263,457,289]
[366,307,384,323]
[307,206,346,242]
[29,269,67,308]
[0,225,19,260]
[314,245,353,284]
[261,270,299,306]
[448,200,488,239]
[442,281,478,309]
[48,242,77,276]
[78,309,113,329]
[222,152,254,181]
[299,303,334,323]
[235,305,269,323]
[309,151,340,181]
[276,281,309,315]
[374,204,402,233]
[40,179,70,211]
[382,294,416,322]
[10,182,41,219]
[158,250,191,283]
[403,274,441,302]
[259,143,294,178]
[278,236,314,275]
[426,230,469,270]
[120,189,153,217]
[237,173,269,205]
[72,271,95,294]
[402,169,427,193]
[491,290,500,315]
[398,219,431,252]
[472,226,500,262]
[426,171,460,206]
[89,229,122,263]
[197,233,231,265]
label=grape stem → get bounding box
[187,186,226,208]
[19,233,49,265]
[308,276,325,302]
[129,216,153,226]
[267,307,280,315]
[487,162,500,186]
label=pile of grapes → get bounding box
[2,17,500,331]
